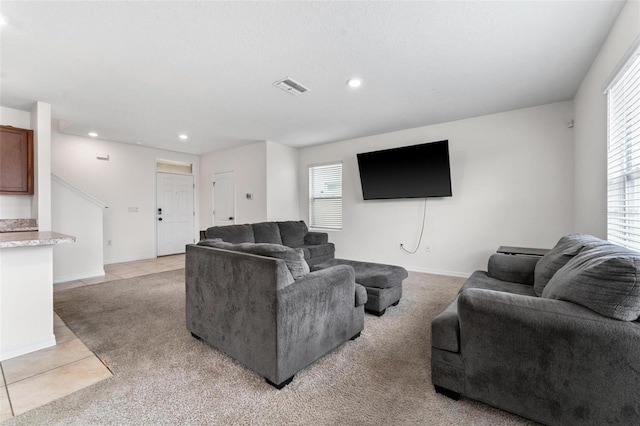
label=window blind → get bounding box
[309,163,342,230]
[607,46,640,251]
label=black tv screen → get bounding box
[357,140,452,200]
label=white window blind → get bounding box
[607,46,640,251]
[309,163,342,230]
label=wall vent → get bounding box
[273,77,310,96]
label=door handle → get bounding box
[229,217,234,220]
[158,218,163,221]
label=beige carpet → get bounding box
[9,269,537,425]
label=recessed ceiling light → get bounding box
[178,134,188,141]
[88,132,98,137]
[0,16,6,26]
[347,78,362,88]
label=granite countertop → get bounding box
[0,218,38,233]
[0,231,76,248]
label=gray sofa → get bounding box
[431,234,640,426]
[202,221,334,267]
[186,240,366,389]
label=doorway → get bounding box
[156,172,194,256]
[213,171,235,226]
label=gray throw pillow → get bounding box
[197,238,227,247]
[233,243,310,279]
[198,240,309,279]
[542,245,640,321]
[533,233,604,296]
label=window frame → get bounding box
[308,161,343,231]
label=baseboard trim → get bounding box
[104,254,157,265]
[405,266,471,278]
[0,334,56,361]
[53,270,106,284]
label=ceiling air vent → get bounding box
[273,77,310,96]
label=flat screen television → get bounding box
[357,140,452,200]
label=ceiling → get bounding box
[0,1,625,155]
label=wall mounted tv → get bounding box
[357,140,452,200]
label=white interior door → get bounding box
[213,171,235,226]
[157,172,194,256]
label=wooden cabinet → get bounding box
[0,125,34,195]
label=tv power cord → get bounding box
[400,198,427,254]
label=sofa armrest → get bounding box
[457,288,640,426]
[486,253,539,285]
[276,265,360,380]
[282,265,355,309]
[304,231,329,245]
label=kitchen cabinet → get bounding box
[0,125,34,195]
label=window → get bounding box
[607,46,640,250]
[156,159,192,174]
[309,162,342,230]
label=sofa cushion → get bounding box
[197,238,224,246]
[304,232,329,245]
[533,233,604,296]
[461,270,537,297]
[205,224,255,244]
[198,240,309,280]
[296,243,335,260]
[277,221,308,247]
[313,258,408,289]
[542,244,640,321]
[252,222,283,245]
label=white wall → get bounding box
[52,175,106,282]
[266,141,299,221]
[51,127,199,264]
[0,106,33,219]
[298,102,575,276]
[199,142,268,229]
[31,102,52,231]
[573,1,640,238]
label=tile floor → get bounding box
[55,253,185,291]
[0,254,185,422]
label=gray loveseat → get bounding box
[202,221,334,267]
[186,240,366,389]
[431,234,640,426]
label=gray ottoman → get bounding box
[312,259,408,316]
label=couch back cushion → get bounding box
[197,240,309,280]
[205,224,255,244]
[252,222,283,245]
[542,243,640,321]
[277,221,308,247]
[533,233,604,296]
